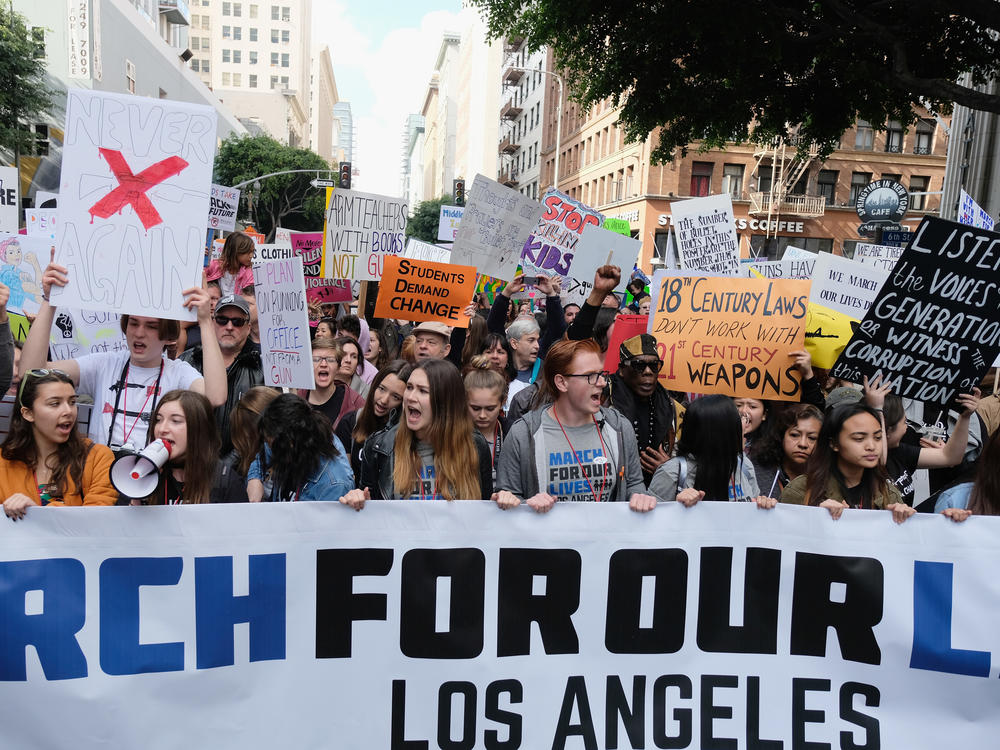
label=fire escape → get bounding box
[498,37,524,188]
[748,134,826,239]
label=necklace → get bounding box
[551,406,609,502]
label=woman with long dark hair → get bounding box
[340,359,491,507]
[748,403,823,498]
[649,394,775,507]
[1,369,116,518]
[336,360,412,483]
[229,386,280,503]
[139,390,221,505]
[781,402,913,522]
[481,332,514,381]
[936,427,1000,519]
[258,393,354,501]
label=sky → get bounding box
[312,0,473,197]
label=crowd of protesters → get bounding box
[2,230,998,527]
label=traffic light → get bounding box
[339,161,352,190]
[453,178,466,206]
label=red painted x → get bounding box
[89,148,189,230]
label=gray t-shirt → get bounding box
[540,410,617,502]
[406,440,440,500]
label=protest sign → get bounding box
[35,190,58,208]
[244,227,266,246]
[3,501,1000,750]
[958,189,994,230]
[519,189,603,279]
[649,271,808,399]
[437,204,464,242]
[0,166,19,233]
[451,174,544,280]
[208,184,240,231]
[671,193,740,275]
[781,246,817,261]
[51,90,216,320]
[804,253,888,369]
[255,243,296,262]
[47,308,127,359]
[571,222,641,283]
[602,313,651,374]
[273,226,292,245]
[253,257,313,390]
[740,257,815,280]
[25,209,58,241]
[854,242,904,271]
[374,255,476,328]
[603,216,631,236]
[0,235,48,315]
[322,188,407,281]
[475,273,505,305]
[292,231,351,304]
[831,217,1000,406]
[402,237,451,264]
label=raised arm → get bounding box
[20,255,80,384]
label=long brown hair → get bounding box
[220,230,254,275]
[393,359,480,500]
[353,360,412,445]
[2,370,90,497]
[968,427,1000,515]
[804,403,892,508]
[231,387,280,476]
[145,390,221,504]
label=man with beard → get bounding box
[181,295,264,455]
[609,334,682,486]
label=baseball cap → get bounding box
[620,334,659,362]
[826,386,863,410]
[215,294,250,317]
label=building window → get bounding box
[280,75,288,88]
[249,51,258,64]
[690,161,713,197]
[885,120,904,153]
[281,29,289,43]
[222,1,231,14]
[271,29,279,43]
[249,27,257,41]
[270,75,279,89]
[721,163,743,199]
[881,173,901,183]
[233,73,242,87]
[282,6,290,21]
[31,27,45,58]
[191,37,200,50]
[817,169,837,204]
[201,60,210,72]
[233,50,241,64]
[271,52,279,66]
[914,119,934,154]
[126,59,135,93]
[222,25,231,38]
[271,5,279,20]
[757,166,772,193]
[35,124,49,156]
[222,49,231,62]
[909,176,930,210]
[222,72,231,86]
[191,59,200,72]
[233,26,242,40]
[201,16,210,29]
[855,120,874,150]
[201,37,210,51]
[849,171,872,203]
[233,2,242,16]
[250,3,258,18]
[281,53,289,67]
[249,74,257,88]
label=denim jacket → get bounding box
[250,435,355,501]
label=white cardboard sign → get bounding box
[323,188,407,282]
[253,257,314,390]
[670,193,740,275]
[208,184,240,231]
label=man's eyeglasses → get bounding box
[18,368,71,404]
[214,315,249,328]
[564,370,610,386]
[311,356,338,364]
[625,358,663,374]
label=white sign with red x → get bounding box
[51,90,217,320]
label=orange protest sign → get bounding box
[649,274,809,400]
[374,256,477,328]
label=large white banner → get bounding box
[1,502,999,749]
[52,90,217,320]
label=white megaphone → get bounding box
[110,439,173,498]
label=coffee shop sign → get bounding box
[657,214,806,233]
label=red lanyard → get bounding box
[122,362,162,446]
[552,407,609,502]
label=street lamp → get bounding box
[507,66,564,192]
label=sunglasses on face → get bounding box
[626,358,663,373]
[18,368,71,404]
[214,315,249,328]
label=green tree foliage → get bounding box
[213,134,332,239]
[0,8,53,162]
[472,0,1000,162]
[406,194,453,243]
